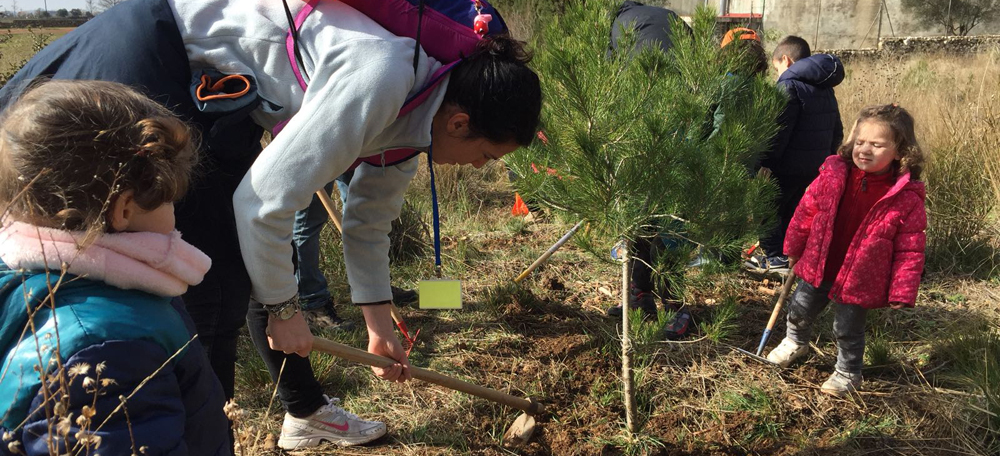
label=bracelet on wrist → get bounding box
[263,295,300,320]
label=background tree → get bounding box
[903,0,1000,35]
[55,8,67,17]
[85,0,93,14]
[69,8,81,17]
[507,0,784,434]
[96,0,122,12]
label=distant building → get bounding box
[657,0,1000,48]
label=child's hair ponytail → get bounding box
[129,116,198,209]
[838,103,924,180]
[443,34,542,146]
[0,80,198,236]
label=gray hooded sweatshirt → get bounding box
[168,0,447,304]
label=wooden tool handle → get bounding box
[316,190,343,233]
[514,220,584,283]
[764,271,797,331]
[312,337,544,415]
[389,306,406,330]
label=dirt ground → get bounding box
[230,209,999,456]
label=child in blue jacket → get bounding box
[746,35,845,274]
[0,80,230,456]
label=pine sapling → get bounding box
[507,1,785,433]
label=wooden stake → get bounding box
[621,242,636,433]
[316,189,343,233]
[948,0,954,35]
[882,0,895,36]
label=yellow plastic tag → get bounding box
[418,279,462,309]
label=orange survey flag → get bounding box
[511,193,530,216]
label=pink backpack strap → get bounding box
[399,60,459,117]
[346,61,455,170]
[356,148,422,169]
[274,1,463,170]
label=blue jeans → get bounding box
[292,172,354,310]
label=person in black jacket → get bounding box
[607,1,692,58]
[603,2,693,339]
[746,35,845,274]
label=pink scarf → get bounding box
[0,222,211,297]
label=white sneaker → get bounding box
[766,337,809,367]
[277,395,386,449]
[821,370,862,397]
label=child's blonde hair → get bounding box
[837,103,924,180]
[0,80,198,237]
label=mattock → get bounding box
[315,190,421,354]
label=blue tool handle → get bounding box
[755,271,797,357]
[755,329,772,357]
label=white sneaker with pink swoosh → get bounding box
[278,395,387,449]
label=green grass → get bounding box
[589,376,618,408]
[479,280,541,316]
[865,328,896,368]
[832,415,902,445]
[596,430,667,456]
[699,293,740,343]
[716,386,783,444]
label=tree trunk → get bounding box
[621,243,636,434]
[947,0,954,35]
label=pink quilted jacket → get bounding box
[784,155,927,309]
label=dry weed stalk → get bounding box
[227,359,286,455]
[840,50,1000,277]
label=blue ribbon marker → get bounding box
[427,142,442,277]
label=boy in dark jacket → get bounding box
[746,35,845,274]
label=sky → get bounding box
[8,0,88,11]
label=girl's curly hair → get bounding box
[0,80,199,238]
[837,103,924,180]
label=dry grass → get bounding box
[232,151,1000,454]
[221,44,1000,455]
[2,18,996,456]
[838,50,1000,277]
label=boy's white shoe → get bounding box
[766,337,809,367]
[278,395,386,449]
[821,370,862,397]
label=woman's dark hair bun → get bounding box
[445,34,542,146]
[477,34,532,65]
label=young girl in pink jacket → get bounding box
[766,104,927,396]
